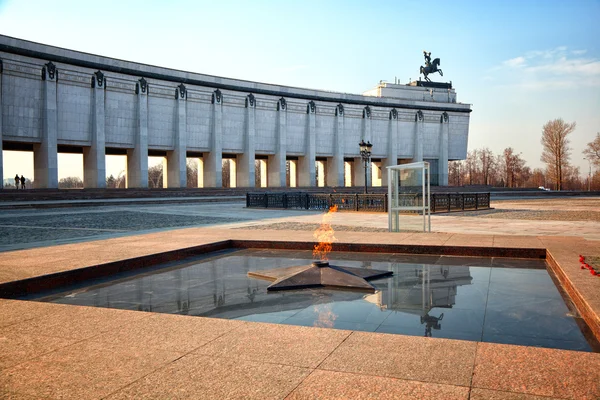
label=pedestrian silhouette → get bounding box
[14,174,19,189]
[20,175,25,189]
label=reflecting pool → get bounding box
[29,249,599,352]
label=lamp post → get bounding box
[359,140,373,194]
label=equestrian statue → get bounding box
[420,51,443,82]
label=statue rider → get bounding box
[423,51,431,67]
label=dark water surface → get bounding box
[28,249,599,352]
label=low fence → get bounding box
[246,192,490,213]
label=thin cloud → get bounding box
[524,57,600,77]
[496,47,600,89]
[503,56,526,68]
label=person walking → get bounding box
[20,175,26,190]
[14,174,20,189]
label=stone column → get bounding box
[238,94,256,187]
[298,101,316,187]
[412,110,424,162]
[34,61,59,188]
[204,89,223,187]
[382,108,398,186]
[84,71,106,188]
[353,157,365,187]
[127,77,149,188]
[167,84,187,188]
[268,97,287,187]
[0,60,3,189]
[327,103,345,187]
[439,112,449,186]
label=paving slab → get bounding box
[90,313,245,353]
[0,331,77,370]
[286,369,470,399]
[0,300,68,328]
[469,388,564,400]
[472,342,600,399]
[194,322,351,369]
[1,304,151,340]
[106,354,310,400]
[0,340,182,400]
[318,331,478,387]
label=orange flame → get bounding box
[313,205,338,260]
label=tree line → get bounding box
[449,119,600,191]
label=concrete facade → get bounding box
[0,35,471,189]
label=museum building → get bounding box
[0,35,471,189]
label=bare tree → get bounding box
[448,161,462,186]
[502,148,528,188]
[186,159,198,188]
[478,147,495,186]
[148,164,163,188]
[540,119,576,191]
[59,176,83,189]
[116,171,126,188]
[465,150,478,185]
[106,174,116,188]
[527,168,547,188]
[583,133,600,168]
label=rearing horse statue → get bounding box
[420,58,443,82]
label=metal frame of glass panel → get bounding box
[387,161,431,233]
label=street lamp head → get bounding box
[359,140,373,156]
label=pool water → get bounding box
[29,249,599,352]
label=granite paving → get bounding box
[0,197,598,398]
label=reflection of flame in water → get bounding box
[313,304,337,328]
[313,205,338,260]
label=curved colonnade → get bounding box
[0,35,471,189]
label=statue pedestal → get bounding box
[408,80,452,89]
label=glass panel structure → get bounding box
[387,161,431,233]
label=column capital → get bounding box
[0,59,3,74]
[135,77,148,94]
[41,61,58,81]
[91,70,105,88]
[245,93,256,108]
[335,103,344,117]
[175,83,186,99]
[277,97,287,111]
[362,106,371,119]
[212,88,222,104]
[416,110,424,121]
[440,111,449,123]
[389,108,398,120]
[306,100,316,114]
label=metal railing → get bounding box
[247,192,490,213]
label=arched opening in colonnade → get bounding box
[2,145,34,189]
[57,145,84,188]
[286,157,297,187]
[255,157,268,188]
[222,154,237,188]
[105,149,127,188]
[371,159,382,187]
[315,158,327,187]
[344,160,353,187]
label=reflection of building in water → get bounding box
[365,264,473,336]
[74,256,364,318]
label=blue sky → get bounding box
[1,0,599,181]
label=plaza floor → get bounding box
[0,197,599,399]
